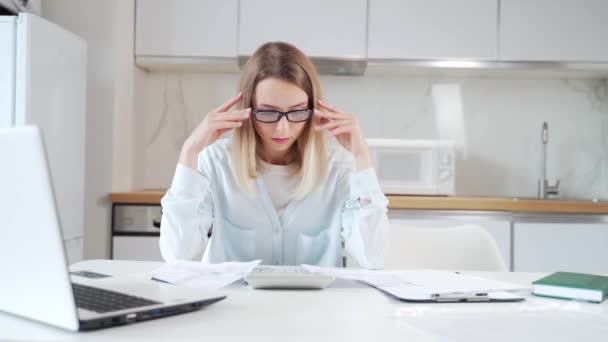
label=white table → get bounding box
[2,260,608,341]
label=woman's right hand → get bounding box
[179,92,250,169]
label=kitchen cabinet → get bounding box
[135,0,238,58]
[500,0,608,62]
[133,0,608,73]
[368,0,498,60]
[238,0,367,58]
[386,210,512,270]
[514,222,608,273]
[112,236,163,261]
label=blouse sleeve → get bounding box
[159,155,214,262]
[340,167,390,269]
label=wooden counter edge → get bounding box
[109,192,166,205]
[108,193,608,214]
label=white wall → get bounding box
[110,2,145,192]
[42,0,140,259]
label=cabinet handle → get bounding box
[152,217,161,228]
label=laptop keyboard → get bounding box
[72,283,162,313]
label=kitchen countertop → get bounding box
[108,191,608,214]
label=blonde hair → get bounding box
[231,41,327,198]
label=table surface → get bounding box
[2,260,608,341]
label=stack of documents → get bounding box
[148,260,262,291]
[302,265,529,302]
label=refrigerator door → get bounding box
[14,13,87,246]
[0,16,16,127]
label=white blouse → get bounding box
[159,139,390,269]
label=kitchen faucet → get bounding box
[538,122,560,199]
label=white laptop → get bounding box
[0,126,226,331]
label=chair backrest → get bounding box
[385,223,507,271]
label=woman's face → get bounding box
[252,77,310,164]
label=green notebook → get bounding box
[532,272,608,303]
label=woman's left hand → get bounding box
[314,100,372,170]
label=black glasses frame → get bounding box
[251,109,313,123]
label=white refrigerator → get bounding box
[0,13,87,263]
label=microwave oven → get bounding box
[367,139,456,195]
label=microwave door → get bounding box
[375,149,435,195]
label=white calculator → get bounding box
[244,265,335,289]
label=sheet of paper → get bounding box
[148,260,262,290]
[395,270,529,295]
[302,265,529,296]
[378,286,435,301]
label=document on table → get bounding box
[148,260,262,290]
[302,265,529,302]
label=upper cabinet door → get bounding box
[368,0,498,60]
[238,0,367,58]
[500,0,608,62]
[135,0,238,58]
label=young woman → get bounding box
[160,42,389,269]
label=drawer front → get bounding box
[113,204,162,234]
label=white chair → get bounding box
[385,223,508,271]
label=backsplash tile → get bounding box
[137,72,608,200]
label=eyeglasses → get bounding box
[252,109,313,123]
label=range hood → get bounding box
[235,56,608,77]
[237,56,367,76]
[363,59,608,77]
[135,56,608,78]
